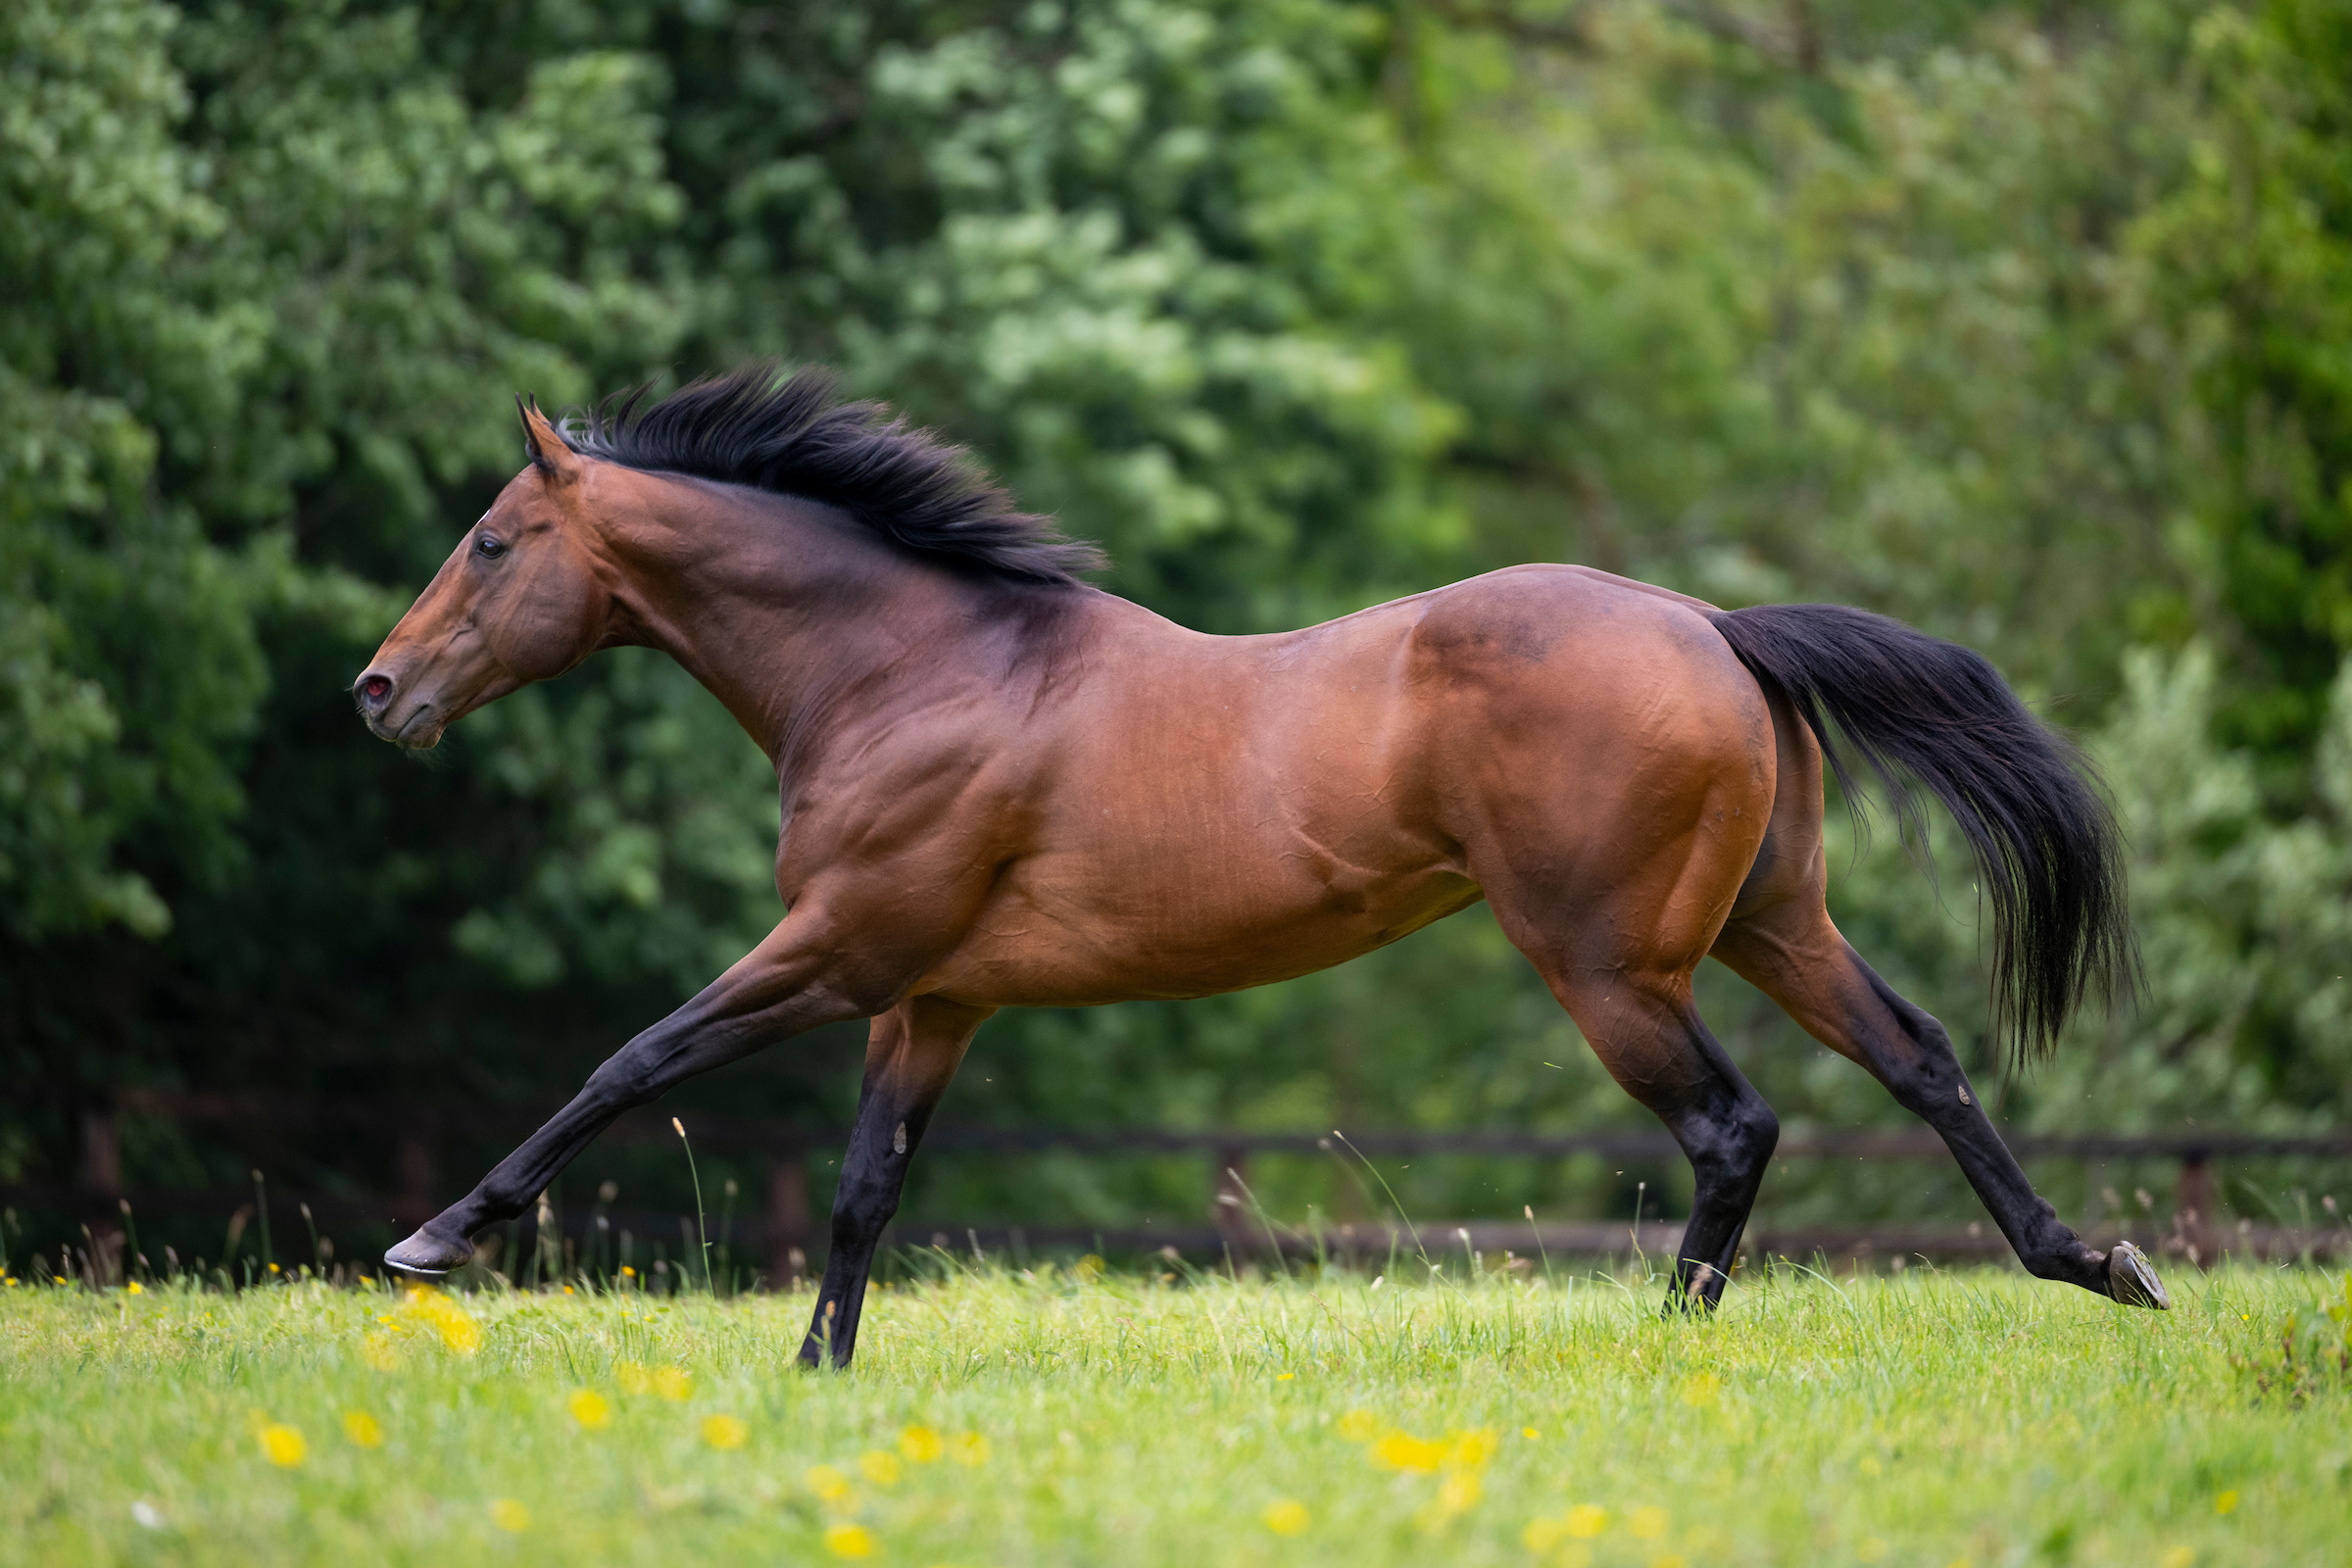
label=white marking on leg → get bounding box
[893,1122,907,1154]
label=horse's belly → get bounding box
[919,855,1484,1008]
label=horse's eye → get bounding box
[476,534,507,559]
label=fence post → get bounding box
[395,1136,434,1229]
[2176,1151,2215,1268]
[768,1144,810,1289]
[1213,1142,1252,1259]
[79,1106,122,1196]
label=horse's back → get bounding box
[920,565,1778,1006]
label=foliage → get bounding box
[0,1267,2345,1565]
[5,0,2352,1239]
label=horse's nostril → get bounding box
[359,673,393,707]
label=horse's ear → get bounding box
[517,396,584,486]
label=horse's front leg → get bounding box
[382,917,876,1279]
[800,996,993,1368]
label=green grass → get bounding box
[2,1261,2346,1566]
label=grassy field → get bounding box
[2,1258,2347,1567]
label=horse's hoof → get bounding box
[2107,1240,2170,1309]
[384,1226,472,1280]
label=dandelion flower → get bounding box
[704,1415,750,1450]
[1336,1409,1380,1443]
[402,1288,481,1353]
[1651,1556,1689,1568]
[342,1410,384,1448]
[2159,1549,2193,1568]
[1680,1373,1719,1408]
[1371,1432,1446,1474]
[615,1361,652,1395]
[1522,1427,1541,1440]
[805,1464,852,1503]
[125,1281,143,1295]
[898,1425,943,1463]
[1448,1428,1497,1468]
[1630,1505,1668,1540]
[2214,1491,2239,1516]
[489,1498,529,1532]
[1263,1499,1309,1537]
[569,1390,612,1430]
[858,1449,902,1485]
[654,1365,694,1401]
[1274,1372,1295,1382]
[1564,1504,1609,1539]
[823,1523,876,1558]
[1436,1470,1481,1514]
[361,1334,398,1372]
[257,1424,307,1468]
[948,1431,990,1466]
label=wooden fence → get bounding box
[7,1091,2346,1283]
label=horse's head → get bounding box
[354,402,613,749]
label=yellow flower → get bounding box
[1263,1498,1310,1537]
[2214,1491,2239,1516]
[401,1288,481,1353]
[805,1464,852,1503]
[1522,1426,1542,1440]
[823,1523,876,1558]
[615,1361,652,1395]
[360,1333,398,1371]
[858,1449,902,1485]
[899,1425,943,1463]
[1525,1517,1570,1551]
[1630,1505,1668,1541]
[1275,1372,1295,1382]
[1371,1432,1447,1474]
[703,1415,749,1450]
[948,1431,990,1466]
[1336,1409,1380,1442]
[1564,1503,1609,1539]
[1651,1556,1689,1568]
[569,1390,612,1430]
[489,1497,529,1533]
[341,1410,384,1448]
[125,1281,143,1295]
[2159,1548,2194,1568]
[1448,1428,1497,1468]
[1857,1539,1889,1562]
[1680,1373,1719,1408]
[258,1423,307,1468]
[1436,1470,1482,1515]
[1073,1253,1104,1280]
[653,1365,694,1401]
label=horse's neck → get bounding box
[593,478,1002,769]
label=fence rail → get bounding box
[7,1091,2345,1284]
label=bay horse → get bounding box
[356,366,2166,1365]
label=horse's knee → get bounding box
[1684,1093,1778,1192]
[828,1166,902,1247]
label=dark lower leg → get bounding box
[799,998,988,1368]
[387,977,858,1276]
[1658,1024,1779,1311]
[1844,962,2107,1293]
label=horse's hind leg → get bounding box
[1528,956,1779,1309]
[799,995,993,1368]
[1712,902,2168,1307]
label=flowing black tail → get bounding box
[1708,603,2137,1066]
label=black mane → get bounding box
[559,365,1106,586]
